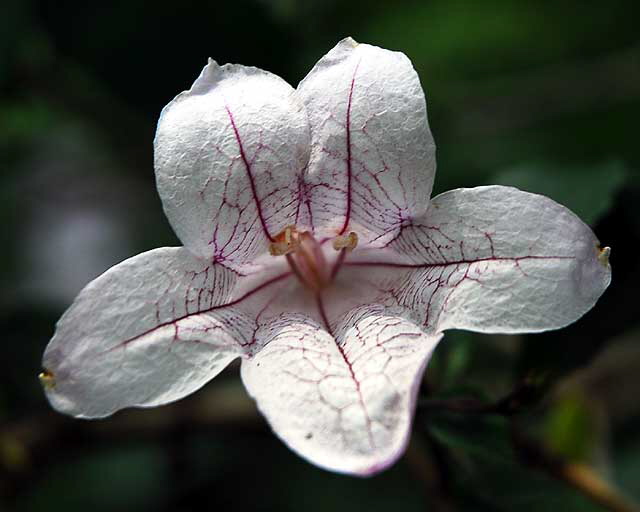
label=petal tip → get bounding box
[190,59,222,94]
[341,36,359,47]
[38,369,56,390]
[597,245,611,268]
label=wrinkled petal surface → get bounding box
[42,247,292,418]
[42,36,614,479]
[297,37,436,245]
[155,61,310,267]
[241,304,441,475]
[347,186,611,333]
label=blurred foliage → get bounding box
[544,391,599,462]
[1,0,639,511]
[494,160,627,225]
[14,446,167,512]
[425,412,604,512]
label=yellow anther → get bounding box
[269,226,300,256]
[597,246,611,267]
[332,232,358,252]
[39,369,55,390]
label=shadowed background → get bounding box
[1,1,639,511]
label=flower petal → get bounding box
[296,37,436,245]
[241,304,441,476]
[155,61,310,267]
[347,186,612,333]
[42,247,292,418]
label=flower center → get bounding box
[269,226,358,292]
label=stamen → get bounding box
[269,226,299,256]
[332,231,358,252]
[270,227,358,291]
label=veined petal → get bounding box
[241,305,441,476]
[296,37,436,245]
[347,186,611,334]
[41,247,292,418]
[155,61,310,267]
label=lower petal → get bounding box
[240,304,442,476]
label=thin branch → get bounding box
[419,372,548,416]
[418,374,640,512]
[511,425,640,512]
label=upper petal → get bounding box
[241,304,442,476]
[155,61,310,267]
[347,186,611,334]
[296,37,436,245]
[41,247,292,418]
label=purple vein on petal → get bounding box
[339,59,361,236]
[315,292,375,448]
[103,271,293,354]
[343,255,575,270]
[225,104,275,242]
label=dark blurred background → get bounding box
[1,1,639,511]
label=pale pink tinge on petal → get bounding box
[41,37,613,480]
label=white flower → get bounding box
[41,38,611,476]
